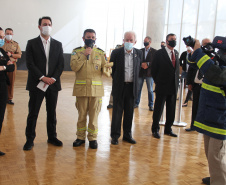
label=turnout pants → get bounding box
[204,135,226,185]
[76,97,102,141]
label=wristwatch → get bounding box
[3,66,6,70]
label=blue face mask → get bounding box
[124,42,134,51]
[0,39,5,47]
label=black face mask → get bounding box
[161,45,165,49]
[144,42,149,47]
[85,39,95,48]
[168,40,176,47]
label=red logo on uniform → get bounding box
[217,40,223,44]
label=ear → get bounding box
[82,37,85,42]
[134,41,137,45]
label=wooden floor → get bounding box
[0,71,208,185]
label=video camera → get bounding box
[183,35,226,66]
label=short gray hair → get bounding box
[124,31,137,41]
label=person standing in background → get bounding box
[1,28,22,105]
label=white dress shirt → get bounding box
[40,35,51,75]
[165,46,175,62]
[124,48,134,82]
[145,47,151,60]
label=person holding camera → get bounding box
[70,29,108,149]
[0,28,15,156]
[188,37,226,185]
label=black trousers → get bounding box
[111,83,134,139]
[190,83,201,129]
[0,82,7,133]
[25,88,58,142]
[152,93,177,133]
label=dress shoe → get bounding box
[0,151,5,156]
[202,177,210,185]
[152,131,160,139]
[111,138,118,145]
[107,104,113,109]
[164,131,177,137]
[123,137,136,144]
[47,138,63,146]
[89,140,98,149]
[73,139,85,147]
[149,107,154,111]
[23,141,34,150]
[185,128,195,132]
[8,100,14,105]
[134,104,138,108]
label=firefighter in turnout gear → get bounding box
[70,29,109,149]
[188,38,226,185]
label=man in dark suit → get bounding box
[23,16,64,150]
[134,36,156,111]
[110,31,142,145]
[151,33,179,139]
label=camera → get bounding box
[183,36,196,48]
[183,35,226,66]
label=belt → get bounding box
[124,82,133,84]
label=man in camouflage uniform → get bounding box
[1,28,22,105]
[70,29,108,149]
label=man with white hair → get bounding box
[110,31,142,145]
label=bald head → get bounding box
[201,38,211,46]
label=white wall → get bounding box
[1,0,148,56]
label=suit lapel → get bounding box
[37,36,45,55]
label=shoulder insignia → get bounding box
[72,46,85,55]
[13,40,18,44]
[94,47,105,55]
[73,46,82,50]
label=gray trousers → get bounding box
[204,135,226,185]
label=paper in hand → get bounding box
[37,81,49,92]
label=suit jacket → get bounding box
[151,47,179,95]
[26,36,64,91]
[139,47,157,77]
[111,47,142,101]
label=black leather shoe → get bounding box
[202,177,210,185]
[73,139,85,147]
[123,137,136,144]
[47,138,63,146]
[23,141,34,150]
[149,107,154,111]
[89,140,98,149]
[107,104,113,109]
[0,151,5,156]
[8,100,14,105]
[164,131,177,137]
[153,131,160,139]
[111,138,118,145]
[185,128,195,132]
[134,104,138,108]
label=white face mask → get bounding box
[5,35,13,41]
[41,26,52,36]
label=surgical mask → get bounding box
[84,39,95,48]
[144,42,149,47]
[42,26,52,36]
[124,42,134,51]
[0,39,5,47]
[5,35,13,41]
[168,40,176,47]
